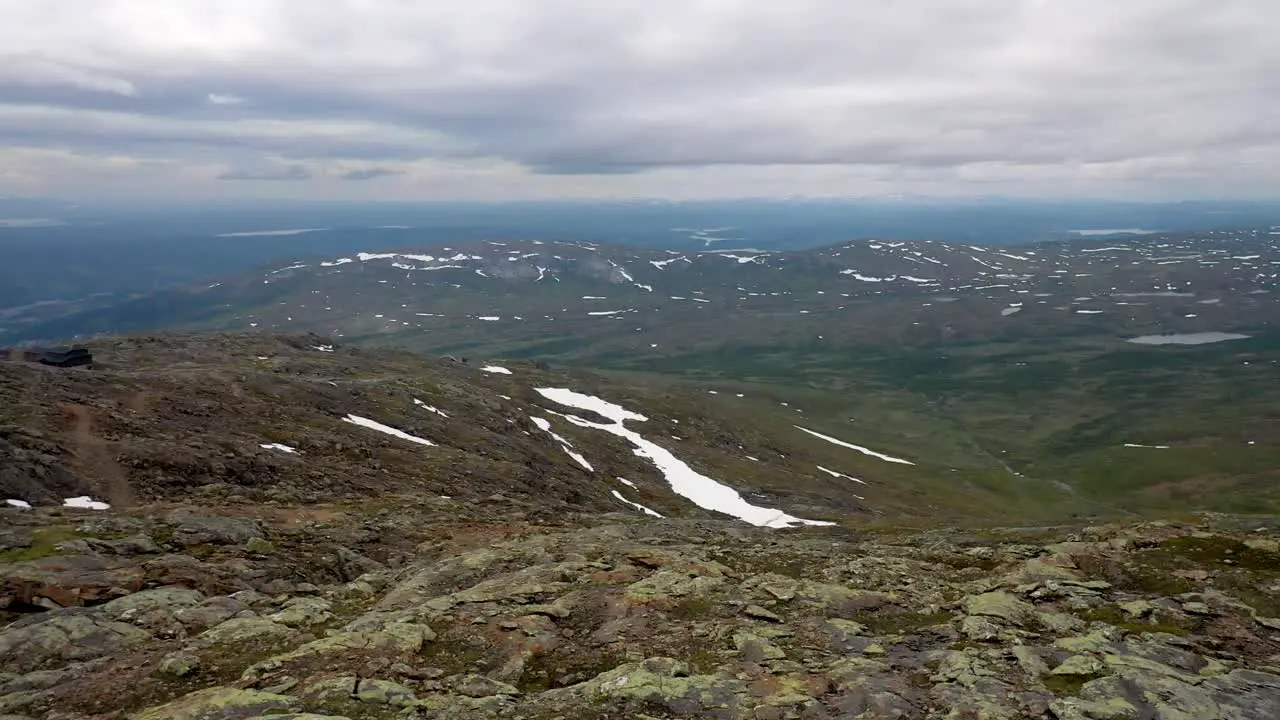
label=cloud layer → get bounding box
[1,0,1278,200]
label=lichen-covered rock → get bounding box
[267,597,333,628]
[569,657,746,715]
[133,687,295,720]
[733,631,787,661]
[196,616,295,646]
[0,610,149,673]
[1052,654,1107,677]
[175,596,245,631]
[963,591,1035,625]
[300,676,417,706]
[170,515,265,547]
[101,587,207,633]
[453,674,521,698]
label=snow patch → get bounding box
[532,416,594,471]
[536,388,833,528]
[611,490,663,517]
[64,496,110,510]
[794,426,915,465]
[5,499,31,509]
[414,399,449,417]
[481,365,513,374]
[343,415,436,446]
[260,443,299,454]
[815,465,867,485]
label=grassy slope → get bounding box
[551,325,1280,518]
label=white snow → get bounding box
[320,258,354,267]
[1124,443,1172,449]
[5,499,31,509]
[841,271,890,282]
[617,477,637,488]
[414,399,449,417]
[477,316,501,321]
[536,388,834,528]
[343,415,436,446]
[260,443,299,454]
[312,344,334,352]
[588,310,626,316]
[532,416,594,471]
[481,365,513,374]
[63,496,110,510]
[815,465,867,485]
[794,426,915,465]
[1001,307,1022,316]
[611,490,664,517]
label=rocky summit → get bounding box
[2,335,1280,719]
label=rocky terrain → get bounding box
[2,334,1280,718]
[3,497,1280,719]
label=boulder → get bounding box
[0,554,143,608]
[0,610,149,673]
[133,687,296,720]
[963,591,1035,625]
[170,515,265,546]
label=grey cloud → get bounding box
[0,0,1278,197]
[341,168,405,181]
[218,165,312,181]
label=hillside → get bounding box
[1,336,1279,718]
[5,228,1279,517]
[0,336,1275,718]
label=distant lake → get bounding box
[1070,228,1159,237]
[1127,332,1250,345]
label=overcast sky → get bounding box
[1,0,1278,201]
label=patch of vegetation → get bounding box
[676,647,724,675]
[1160,536,1280,571]
[418,630,492,676]
[0,526,84,563]
[705,549,819,580]
[1042,673,1099,697]
[669,596,717,620]
[848,610,953,635]
[1073,554,1196,597]
[1075,605,1193,636]
[924,551,1003,572]
[517,647,628,693]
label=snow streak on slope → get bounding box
[414,399,449,417]
[815,465,867,485]
[531,416,594,471]
[536,388,834,528]
[611,489,664,517]
[795,426,915,465]
[63,496,110,510]
[343,415,436,446]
